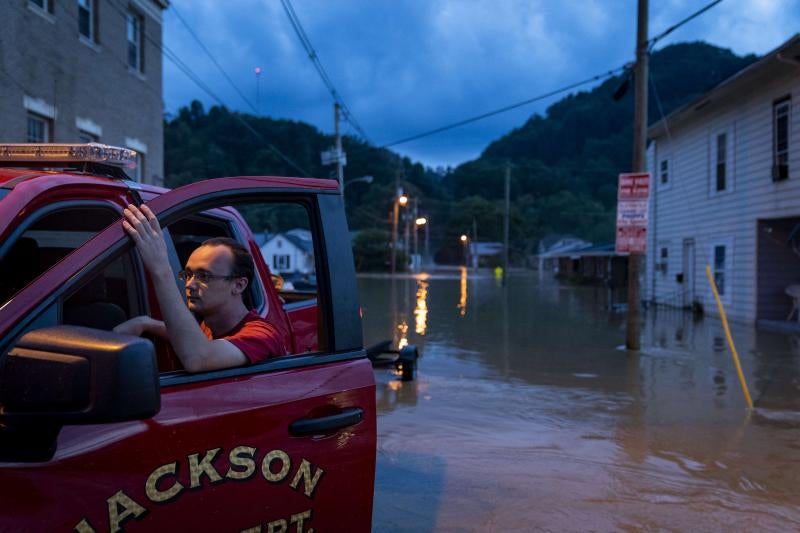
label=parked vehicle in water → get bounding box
[0,143,376,532]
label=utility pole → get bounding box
[334,103,344,191]
[412,198,419,272]
[255,66,262,115]
[390,171,401,275]
[404,207,411,271]
[424,217,430,268]
[472,218,478,271]
[627,0,648,351]
[503,161,511,287]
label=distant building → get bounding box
[0,0,169,185]
[260,230,315,275]
[537,235,592,274]
[538,238,627,287]
[468,241,503,268]
[645,35,800,323]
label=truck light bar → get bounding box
[0,143,137,169]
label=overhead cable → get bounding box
[378,66,627,149]
[649,0,724,49]
[170,4,259,114]
[279,0,371,142]
[102,0,310,176]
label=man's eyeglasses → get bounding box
[178,269,235,284]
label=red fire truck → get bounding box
[0,144,376,532]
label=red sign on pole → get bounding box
[615,172,650,253]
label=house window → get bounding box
[715,133,727,191]
[659,246,668,274]
[127,11,143,71]
[78,0,94,41]
[273,255,290,270]
[773,96,790,181]
[710,238,733,302]
[660,159,669,185]
[27,114,51,143]
[710,127,733,194]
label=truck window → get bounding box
[61,251,142,331]
[238,201,321,354]
[0,205,118,305]
[167,212,265,312]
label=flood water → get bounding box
[360,270,800,532]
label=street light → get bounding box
[398,194,408,206]
[460,234,469,267]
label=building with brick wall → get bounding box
[0,0,169,185]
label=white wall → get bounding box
[647,69,799,322]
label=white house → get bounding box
[645,35,800,323]
[259,230,315,275]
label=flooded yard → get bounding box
[361,270,800,532]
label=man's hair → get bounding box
[201,237,255,285]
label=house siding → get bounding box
[646,66,799,323]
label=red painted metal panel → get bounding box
[0,358,376,531]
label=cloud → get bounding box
[162,0,800,167]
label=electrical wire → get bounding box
[279,0,371,142]
[649,0,724,50]
[376,65,627,150]
[169,4,259,114]
[102,0,310,176]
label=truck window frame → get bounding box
[0,200,121,306]
[0,190,363,387]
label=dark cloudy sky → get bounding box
[162,0,800,168]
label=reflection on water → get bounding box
[362,272,800,532]
[457,266,467,317]
[414,276,429,335]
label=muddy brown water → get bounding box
[361,270,800,532]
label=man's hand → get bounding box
[122,204,171,277]
[113,316,167,338]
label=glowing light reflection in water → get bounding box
[457,266,467,316]
[414,276,429,335]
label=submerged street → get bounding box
[362,271,800,532]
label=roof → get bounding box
[538,236,593,257]
[649,34,800,138]
[262,231,314,254]
[542,243,621,259]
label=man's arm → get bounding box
[113,315,167,338]
[122,204,248,372]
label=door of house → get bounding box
[682,238,696,308]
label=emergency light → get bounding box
[0,143,137,169]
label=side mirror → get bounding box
[1,325,160,424]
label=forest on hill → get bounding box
[164,41,755,269]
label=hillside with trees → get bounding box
[163,42,756,269]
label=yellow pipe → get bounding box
[704,265,754,409]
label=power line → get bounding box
[102,0,310,176]
[279,0,371,142]
[377,65,627,149]
[169,4,259,114]
[649,0,724,50]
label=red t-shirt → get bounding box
[201,310,286,364]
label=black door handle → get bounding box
[289,407,364,437]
